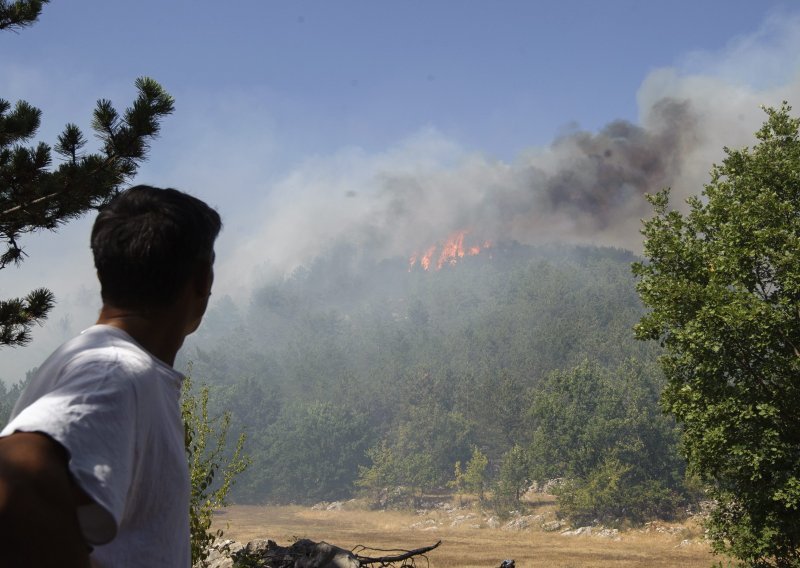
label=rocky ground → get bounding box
[199,498,709,567]
[305,498,702,541]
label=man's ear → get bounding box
[192,260,214,298]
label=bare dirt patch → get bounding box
[212,503,716,567]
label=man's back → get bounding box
[2,325,190,567]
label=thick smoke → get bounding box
[216,94,714,293]
[220,10,800,294]
[537,100,693,227]
[358,98,697,255]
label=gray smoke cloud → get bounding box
[216,95,706,294]
[368,98,696,252]
[219,8,800,295]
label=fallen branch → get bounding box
[227,538,441,568]
[353,540,442,566]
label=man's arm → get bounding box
[0,432,92,567]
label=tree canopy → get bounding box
[635,103,800,566]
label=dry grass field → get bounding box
[212,500,718,567]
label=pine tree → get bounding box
[1,1,174,346]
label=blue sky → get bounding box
[8,1,794,158]
[3,0,800,379]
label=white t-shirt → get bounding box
[1,325,190,567]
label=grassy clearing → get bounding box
[212,501,717,567]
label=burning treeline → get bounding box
[408,230,491,271]
[380,98,697,275]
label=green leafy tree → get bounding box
[356,440,438,508]
[449,460,466,503]
[448,447,489,503]
[555,455,685,527]
[462,446,489,501]
[634,103,800,566]
[527,360,686,524]
[356,403,473,507]
[182,376,249,567]
[494,444,530,506]
[1,1,174,346]
[357,440,400,501]
[384,402,474,492]
[262,400,371,503]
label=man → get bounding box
[0,185,221,567]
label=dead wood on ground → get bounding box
[229,538,442,567]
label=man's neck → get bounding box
[96,306,186,366]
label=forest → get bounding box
[165,241,693,526]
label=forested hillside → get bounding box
[181,243,691,523]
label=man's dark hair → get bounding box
[91,185,222,310]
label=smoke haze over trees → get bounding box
[170,242,689,524]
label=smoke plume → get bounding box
[217,11,800,295]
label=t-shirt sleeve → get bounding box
[1,363,138,545]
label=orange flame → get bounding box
[409,230,491,271]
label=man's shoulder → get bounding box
[3,325,183,436]
[24,325,181,402]
[65,324,144,356]
[35,326,138,382]
[56,325,176,375]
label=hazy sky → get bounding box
[3,1,800,380]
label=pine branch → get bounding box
[0,0,49,31]
[0,77,174,247]
[0,287,54,346]
[0,99,42,145]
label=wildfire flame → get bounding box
[409,230,491,271]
